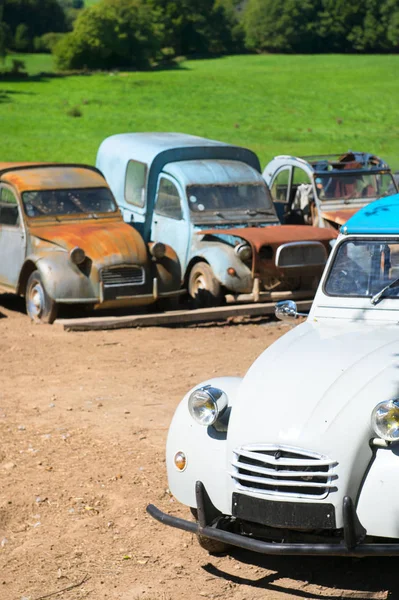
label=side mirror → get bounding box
[275,300,307,322]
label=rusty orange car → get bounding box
[0,163,182,323]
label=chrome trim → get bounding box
[275,241,327,268]
[231,444,337,501]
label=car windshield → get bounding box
[186,182,274,214]
[315,172,396,201]
[22,187,117,217]
[325,239,399,298]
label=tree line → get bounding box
[0,0,398,71]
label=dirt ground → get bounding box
[0,297,394,600]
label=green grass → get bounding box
[0,53,399,170]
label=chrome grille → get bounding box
[230,445,337,500]
[101,266,145,287]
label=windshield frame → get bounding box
[313,171,397,205]
[323,236,399,300]
[185,180,277,224]
[21,186,119,220]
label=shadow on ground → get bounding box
[204,551,393,599]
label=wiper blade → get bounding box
[245,209,273,216]
[371,277,399,305]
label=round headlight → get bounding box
[235,243,252,263]
[188,386,228,426]
[70,246,86,265]
[371,399,399,442]
[150,242,166,259]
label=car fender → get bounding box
[149,242,183,292]
[357,447,399,539]
[20,251,97,302]
[188,240,252,292]
[166,376,242,514]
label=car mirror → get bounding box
[275,300,307,321]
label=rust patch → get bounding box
[30,219,148,264]
[321,209,358,226]
[199,225,337,252]
[1,165,106,192]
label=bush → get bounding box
[34,32,65,53]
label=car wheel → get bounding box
[26,270,58,324]
[188,262,223,308]
[190,509,231,555]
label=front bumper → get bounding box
[224,277,316,304]
[147,481,399,556]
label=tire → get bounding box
[190,508,231,555]
[196,532,231,555]
[25,270,58,324]
[188,262,223,308]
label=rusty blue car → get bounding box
[97,133,336,307]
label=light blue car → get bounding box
[97,133,335,307]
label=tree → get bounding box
[243,0,321,53]
[54,0,164,70]
[14,22,30,50]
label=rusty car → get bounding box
[263,151,398,229]
[97,133,337,307]
[0,162,182,323]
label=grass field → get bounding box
[0,53,398,170]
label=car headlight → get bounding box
[70,246,86,265]
[149,242,166,259]
[371,399,399,442]
[234,242,252,263]
[188,385,228,426]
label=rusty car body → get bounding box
[97,133,337,307]
[263,151,398,229]
[0,163,182,323]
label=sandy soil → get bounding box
[0,297,393,600]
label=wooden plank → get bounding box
[57,300,313,332]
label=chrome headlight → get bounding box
[188,386,228,426]
[234,242,252,263]
[371,399,399,442]
[70,246,86,265]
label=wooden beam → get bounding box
[57,300,313,332]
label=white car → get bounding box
[263,151,398,230]
[147,193,399,557]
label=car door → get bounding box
[151,175,190,272]
[0,185,27,289]
[269,167,292,223]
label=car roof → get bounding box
[0,163,107,192]
[271,152,389,174]
[164,159,265,186]
[342,193,399,235]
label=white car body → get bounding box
[148,195,399,556]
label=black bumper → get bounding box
[146,481,399,557]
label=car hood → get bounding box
[200,225,337,251]
[227,321,399,501]
[320,208,358,226]
[29,219,148,265]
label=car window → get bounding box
[125,160,146,207]
[155,178,183,220]
[325,239,399,297]
[22,188,117,217]
[271,169,290,202]
[0,187,20,226]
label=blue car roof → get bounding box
[342,194,399,234]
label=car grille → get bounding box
[230,445,337,500]
[101,265,146,300]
